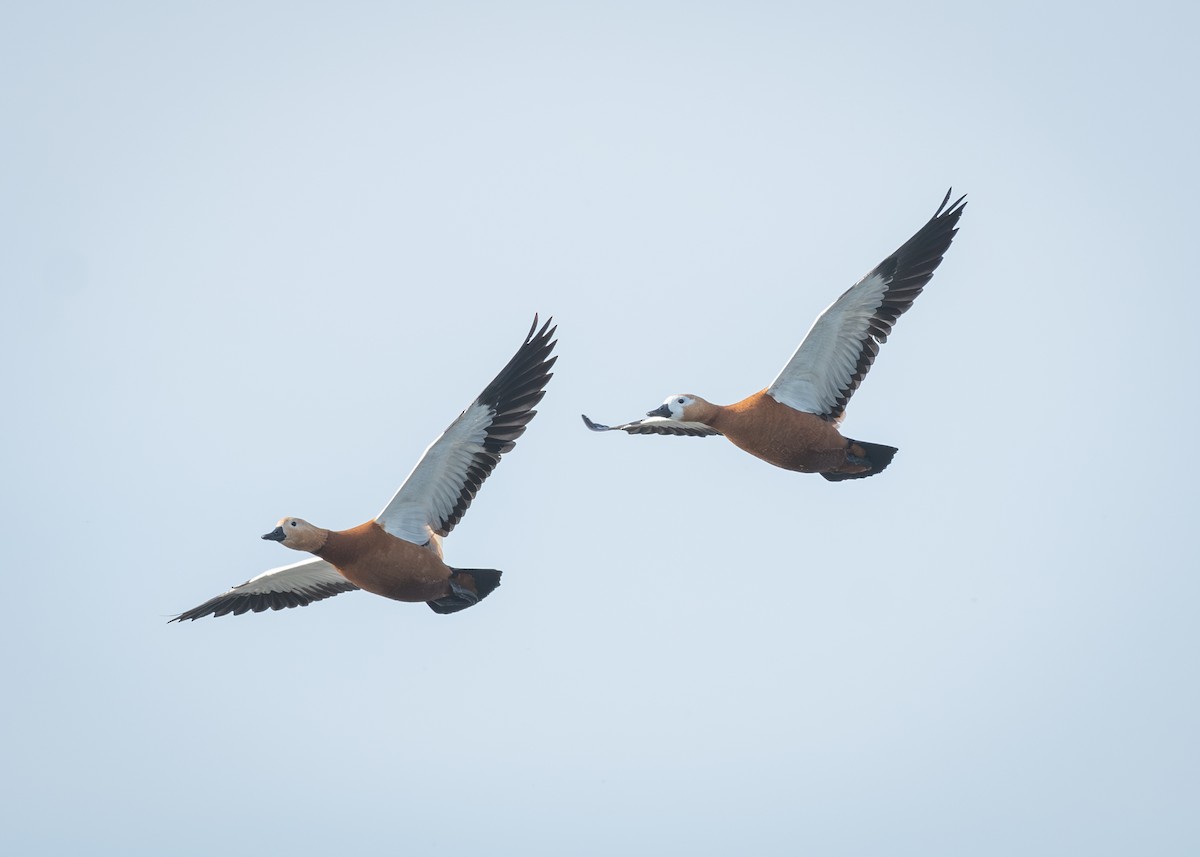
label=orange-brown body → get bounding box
[696,391,869,476]
[315,521,456,603]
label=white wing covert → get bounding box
[768,190,966,421]
[170,558,358,621]
[376,316,557,544]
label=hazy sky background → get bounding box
[3,2,1197,854]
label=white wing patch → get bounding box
[375,400,495,544]
[240,557,349,592]
[767,272,890,417]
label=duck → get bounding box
[582,190,965,480]
[171,316,557,621]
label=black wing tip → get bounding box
[168,606,215,623]
[525,313,557,347]
[477,314,558,408]
[893,187,967,265]
[934,187,968,219]
[168,599,291,623]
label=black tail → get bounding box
[427,568,503,615]
[821,440,899,482]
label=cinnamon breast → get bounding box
[316,521,452,603]
[710,390,850,473]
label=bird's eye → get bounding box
[677,398,685,404]
[290,521,297,527]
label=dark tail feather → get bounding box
[427,568,503,615]
[821,440,899,482]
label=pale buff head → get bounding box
[261,517,328,553]
[647,393,712,422]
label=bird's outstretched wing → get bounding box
[170,558,359,622]
[580,413,721,437]
[376,316,557,544]
[767,190,966,421]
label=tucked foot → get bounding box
[426,568,502,615]
[448,578,480,605]
[820,439,899,482]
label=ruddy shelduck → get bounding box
[171,316,557,621]
[583,191,965,480]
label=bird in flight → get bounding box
[171,316,557,621]
[582,190,965,481]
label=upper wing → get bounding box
[767,190,966,421]
[169,558,359,622]
[376,315,557,544]
[581,413,722,437]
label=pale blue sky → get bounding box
[3,2,1197,855]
